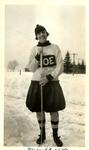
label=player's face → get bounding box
[37,30,47,43]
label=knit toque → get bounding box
[35,24,49,40]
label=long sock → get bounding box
[36,112,46,144]
[50,112,63,146]
[36,112,45,128]
[50,112,59,130]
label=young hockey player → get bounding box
[26,24,66,146]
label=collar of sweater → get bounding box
[37,40,51,47]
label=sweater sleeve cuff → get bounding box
[35,53,40,61]
[46,74,54,81]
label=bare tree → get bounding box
[7,60,19,71]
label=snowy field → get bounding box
[4,72,85,147]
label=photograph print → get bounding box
[4,4,86,147]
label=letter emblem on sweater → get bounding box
[39,55,56,67]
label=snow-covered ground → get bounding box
[4,72,85,147]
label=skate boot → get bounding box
[53,128,63,147]
[36,127,46,144]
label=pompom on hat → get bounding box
[35,24,49,40]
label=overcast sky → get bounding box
[5,5,86,68]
